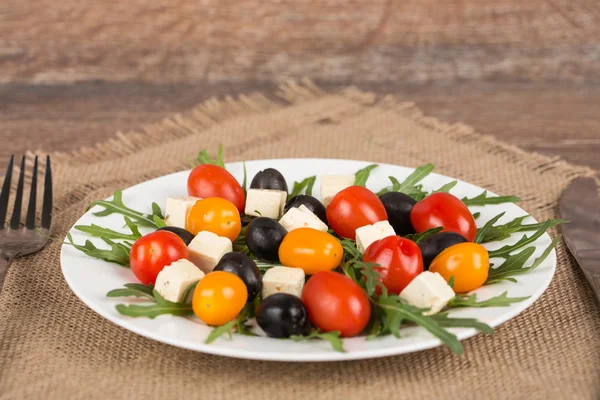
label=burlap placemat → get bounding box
[1,82,599,400]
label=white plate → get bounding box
[60,159,556,362]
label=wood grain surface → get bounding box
[0,0,599,172]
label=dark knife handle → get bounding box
[582,270,600,304]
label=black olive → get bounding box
[245,217,287,262]
[419,232,468,269]
[214,252,262,301]
[250,168,288,192]
[157,226,195,245]
[379,192,417,236]
[284,195,328,225]
[256,293,311,338]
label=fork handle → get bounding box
[0,255,12,296]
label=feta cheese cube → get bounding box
[164,196,201,229]
[187,231,232,273]
[399,271,455,315]
[279,204,328,232]
[320,175,355,206]
[244,189,287,219]
[155,259,205,303]
[355,220,396,253]
[262,266,305,299]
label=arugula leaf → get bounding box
[474,212,506,244]
[462,191,521,207]
[205,320,236,344]
[377,295,466,354]
[64,233,131,266]
[196,145,225,168]
[488,221,552,258]
[74,224,140,241]
[397,164,435,193]
[153,215,167,228]
[448,276,455,289]
[430,313,494,335]
[473,212,481,220]
[291,330,345,352]
[447,292,530,308]
[432,181,458,193]
[151,202,164,219]
[86,190,159,228]
[354,164,378,187]
[477,216,566,244]
[405,227,444,243]
[486,236,561,284]
[290,176,317,197]
[107,283,155,300]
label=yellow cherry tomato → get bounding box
[429,242,490,293]
[192,271,248,326]
[278,228,343,275]
[186,197,241,242]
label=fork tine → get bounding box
[41,156,52,230]
[25,156,39,230]
[0,155,14,228]
[9,156,26,229]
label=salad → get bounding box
[65,147,564,355]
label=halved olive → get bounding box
[256,293,311,338]
[245,217,287,262]
[250,168,288,192]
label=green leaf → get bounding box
[353,164,378,187]
[64,233,131,266]
[397,164,435,193]
[448,276,455,289]
[205,320,236,343]
[196,145,225,168]
[151,202,164,219]
[430,313,494,335]
[447,292,530,308]
[432,181,458,193]
[377,295,466,355]
[462,191,521,207]
[474,212,506,244]
[473,212,481,220]
[115,302,193,318]
[359,261,387,297]
[486,235,561,284]
[405,227,444,244]
[488,221,552,258]
[74,223,141,241]
[106,285,155,300]
[86,190,158,228]
[153,215,167,228]
[291,330,345,352]
[289,176,317,198]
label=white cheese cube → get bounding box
[154,259,205,303]
[355,220,396,253]
[399,271,455,315]
[262,266,305,299]
[244,189,287,219]
[279,204,328,232]
[187,231,232,273]
[164,196,201,229]
[320,175,355,206]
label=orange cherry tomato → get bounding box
[192,271,248,326]
[429,242,490,293]
[186,197,241,242]
[278,228,343,275]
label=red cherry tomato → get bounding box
[187,164,245,213]
[410,192,477,242]
[363,236,424,294]
[302,271,371,337]
[130,231,189,285]
[326,186,387,239]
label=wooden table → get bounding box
[1,0,599,172]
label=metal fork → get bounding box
[0,155,52,295]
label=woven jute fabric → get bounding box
[1,82,599,400]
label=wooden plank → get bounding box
[1,81,598,173]
[1,0,599,83]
